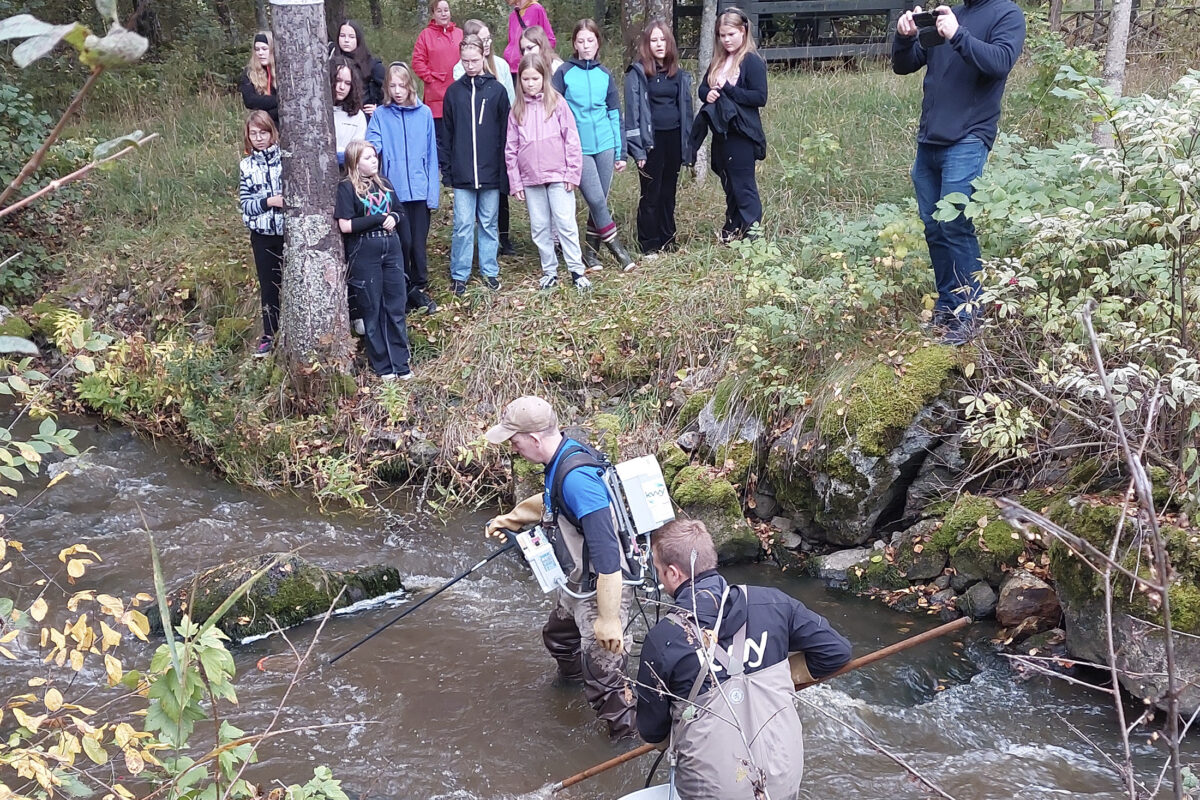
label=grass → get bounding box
[23,26,1200,504]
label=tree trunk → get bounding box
[415,0,430,26]
[649,0,672,22]
[1049,0,1062,31]
[368,0,383,27]
[270,0,353,385]
[595,0,608,25]
[256,0,269,31]
[694,0,717,185]
[324,0,347,42]
[621,0,648,60]
[1094,0,1132,147]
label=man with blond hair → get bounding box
[484,396,637,739]
[636,519,852,799]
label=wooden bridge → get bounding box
[674,0,909,60]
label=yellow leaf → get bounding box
[0,645,15,660]
[99,620,121,651]
[125,610,149,641]
[964,362,976,377]
[114,722,136,748]
[0,537,5,560]
[12,706,46,732]
[29,596,48,622]
[104,654,123,687]
[44,687,63,712]
[27,677,47,687]
[0,627,19,644]
[82,734,107,765]
[113,783,135,799]
[976,516,989,529]
[67,559,87,578]
[46,470,70,489]
[58,544,101,563]
[70,648,85,671]
[71,715,96,735]
[124,748,145,775]
[67,590,94,611]
[96,594,123,616]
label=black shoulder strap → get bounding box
[515,4,527,28]
[549,441,606,525]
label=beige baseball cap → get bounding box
[485,396,558,443]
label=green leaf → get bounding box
[0,465,24,483]
[95,0,118,23]
[79,25,148,68]
[11,22,88,67]
[0,336,39,356]
[0,597,14,617]
[38,417,55,437]
[81,734,107,764]
[93,129,145,161]
[0,14,56,41]
[74,354,95,373]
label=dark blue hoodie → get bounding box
[892,0,1026,149]
[635,570,852,744]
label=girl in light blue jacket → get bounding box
[366,61,440,315]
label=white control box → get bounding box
[614,455,675,536]
[515,527,566,594]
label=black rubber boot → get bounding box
[584,233,603,271]
[604,236,636,271]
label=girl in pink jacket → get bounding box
[506,54,589,291]
[503,0,555,80]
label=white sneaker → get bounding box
[351,318,365,336]
[539,275,558,290]
[571,272,592,292]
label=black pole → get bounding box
[329,538,518,665]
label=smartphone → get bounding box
[912,10,938,27]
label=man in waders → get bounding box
[484,396,638,739]
[636,519,852,799]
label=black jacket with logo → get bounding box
[635,570,852,744]
[440,72,510,191]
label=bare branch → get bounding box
[0,133,159,221]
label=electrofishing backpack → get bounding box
[543,440,675,594]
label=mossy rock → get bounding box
[847,554,910,592]
[214,317,253,351]
[710,376,738,420]
[932,494,998,552]
[818,345,957,458]
[158,554,404,641]
[657,441,689,487]
[0,314,33,339]
[715,439,755,482]
[513,457,545,503]
[677,390,710,428]
[1147,465,1172,509]
[671,465,759,562]
[591,413,622,462]
[897,536,949,581]
[949,519,1024,586]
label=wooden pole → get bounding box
[550,615,971,792]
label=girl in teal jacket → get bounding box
[551,19,635,271]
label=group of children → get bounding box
[238,5,768,379]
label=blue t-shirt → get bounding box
[544,438,621,575]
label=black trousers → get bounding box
[712,132,762,238]
[397,200,430,297]
[499,192,510,241]
[249,231,283,338]
[433,117,449,173]
[636,129,683,253]
[346,232,411,376]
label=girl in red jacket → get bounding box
[412,0,463,165]
[506,54,589,291]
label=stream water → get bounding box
[5,422,1193,799]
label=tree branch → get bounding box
[0,67,106,209]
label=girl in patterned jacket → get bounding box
[237,110,284,357]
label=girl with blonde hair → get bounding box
[334,140,413,380]
[239,32,278,125]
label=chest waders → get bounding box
[666,586,805,800]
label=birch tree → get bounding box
[270,0,353,385]
[694,0,717,185]
[1094,0,1133,148]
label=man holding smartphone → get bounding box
[893,0,1025,344]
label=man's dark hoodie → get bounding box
[891,0,1026,149]
[440,71,510,190]
[636,570,852,744]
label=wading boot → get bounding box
[604,236,636,271]
[584,233,603,271]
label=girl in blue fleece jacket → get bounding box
[366,61,440,315]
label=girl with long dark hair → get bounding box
[331,20,386,115]
[625,20,694,255]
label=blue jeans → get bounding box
[911,136,988,319]
[450,188,500,281]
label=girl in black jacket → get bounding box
[698,8,767,242]
[625,20,694,256]
[239,32,278,126]
[331,20,387,115]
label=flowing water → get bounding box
[4,422,1192,799]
